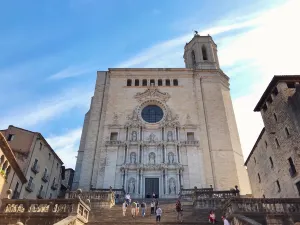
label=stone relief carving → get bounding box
[135,86,171,103]
[168,152,175,164]
[128,178,136,194]
[167,131,173,141]
[125,109,144,128]
[148,133,158,143]
[112,112,119,124]
[169,178,176,194]
[149,152,156,164]
[131,131,137,141]
[130,152,136,164]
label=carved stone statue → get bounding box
[149,152,156,164]
[168,152,174,164]
[132,131,137,141]
[169,179,176,194]
[149,133,156,143]
[113,113,118,124]
[167,131,173,141]
[130,152,136,164]
[128,179,135,193]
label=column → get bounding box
[176,169,180,195]
[181,170,184,189]
[124,169,128,193]
[141,170,144,198]
[166,170,169,197]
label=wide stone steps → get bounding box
[87,200,223,225]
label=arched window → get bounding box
[258,173,261,183]
[158,79,162,86]
[191,50,196,65]
[127,79,132,86]
[0,155,4,165]
[2,160,8,171]
[142,79,147,86]
[135,79,139,86]
[166,79,170,86]
[173,79,178,86]
[6,166,11,177]
[149,152,156,164]
[202,45,208,60]
[150,79,155,86]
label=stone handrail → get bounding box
[222,198,300,216]
[230,214,262,225]
[0,197,90,225]
[195,190,239,200]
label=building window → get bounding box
[285,127,290,137]
[202,45,208,60]
[39,143,43,150]
[288,157,297,177]
[110,132,118,141]
[267,96,273,104]
[273,113,277,122]
[258,173,261,183]
[273,87,279,96]
[166,79,170,86]
[276,180,281,192]
[141,105,164,123]
[28,176,33,185]
[127,79,132,86]
[158,79,162,86]
[6,166,11,177]
[191,50,196,65]
[275,138,280,148]
[262,104,267,112]
[187,132,194,141]
[53,177,56,185]
[296,181,300,196]
[150,79,155,86]
[173,79,178,86]
[135,79,139,86]
[56,163,59,168]
[48,153,51,160]
[33,159,38,167]
[265,141,268,148]
[142,79,147,86]
[254,157,256,164]
[7,134,15,141]
[287,82,295,88]
[263,194,265,198]
[269,157,274,168]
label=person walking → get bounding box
[156,206,162,223]
[131,201,137,218]
[222,216,230,225]
[208,210,216,224]
[136,201,140,216]
[125,193,131,205]
[175,199,183,222]
[150,200,155,215]
[122,201,127,216]
[141,201,147,217]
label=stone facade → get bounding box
[0,126,64,199]
[246,76,300,198]
[73,34,251,196]
[0,132,26,203]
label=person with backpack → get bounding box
[141,201,147,217]
[175,199,183,222]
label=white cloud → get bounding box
[48,65,98,80]
[0,87,93,129]
[46,128,82,169]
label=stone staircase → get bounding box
[87,199,223,224]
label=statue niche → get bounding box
[169,178,176,194]
[167,131,173,141]
[130,152,136,164]
[168,152,174,164]
[149,152,156,164]
[131,131,137,141]
[128,178,136,194]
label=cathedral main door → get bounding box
[145,178,159,198]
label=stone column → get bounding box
[166,169,169,197]
[141,169,144,198]
[176,169,180,195]
[160,170,164,198]
[124,169,128,193]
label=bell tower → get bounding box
[183,32,220,70]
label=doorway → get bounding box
[145,178,159,198]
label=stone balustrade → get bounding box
[0,197,90,225]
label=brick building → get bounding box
[245,76,300,198]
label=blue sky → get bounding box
[1,0,300,168]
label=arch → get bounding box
[202,45,208,60]
[158,79,162,86]
[149,152,156,164]
[168,152,175,164]
[128,177,136,193]
[142,79,147,86]
[131,131,137,141]
[127,79,132,86]
[191,50,196,65]
[168,177,176,194]
[173,79,178,86]
[166,79,170,86]
[167,131,173,141]
[2,160,8,171]
[135,79,139,86]
[0,155,4,165]
[150,79,155,86]
[130,152,137,164]
[6,166,11,177]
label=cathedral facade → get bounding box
[72,34,251,197]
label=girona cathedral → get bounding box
[72,33,251,198]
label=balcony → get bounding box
[25,182,35,193]
[31,164,40,174]
[105,140,122,146]
[180,140,199,146]
[41,174,49,183]
[37,190,46,199]
[51,183,59,190]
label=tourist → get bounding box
[141,201,147,217]
[136,201,140,216]
[156,206,162,223]
[150,200,155,215]
[152,192,156,199]
[122,201,127,216]
[175,199,183,222]
[222,216,230,225]
[208,210,216,224]
[131,201,137,218]
[125,193,131,205]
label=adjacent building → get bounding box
[1,126,64,199]
[0,132,27,202]
[73,33,251,197]
[245,76,300,198]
